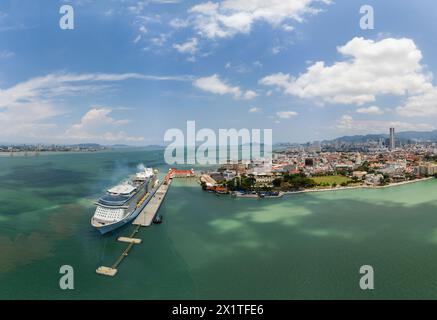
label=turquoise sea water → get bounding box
[1,149,437,299]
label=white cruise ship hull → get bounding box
[91,167,158,235]
[92,178,160,234]
[93,192,151,234]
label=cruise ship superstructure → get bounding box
[91,167,157,234]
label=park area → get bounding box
[312,175,351,186]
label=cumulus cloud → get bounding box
[356,106,384,115]
[260,37,432,105]
[193,74,256,99]
[65,108,144,143]
[249,107,261,113]
[0,72,192,140]
[336,115,433,134]
[397,87,437,117]
[188,0,331,39]
[173,38,199,54]
[243,90,258,100]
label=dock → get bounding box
[200,174,217,187]
[132,181,170,226]
[117,237,142,244]
[96,224,142,277]
[95,169,197,277]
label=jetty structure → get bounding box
[96,168,195,277]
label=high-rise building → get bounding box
[389,128,395,151]
[378,138,384,149]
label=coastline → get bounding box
[0,150,114,157]
[282,177,435,197]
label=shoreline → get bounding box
[209,176,436,199]
[282,177,435,197]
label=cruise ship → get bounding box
[91,167,157,234]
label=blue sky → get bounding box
[1,0,437,145]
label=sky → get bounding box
[1,0,437,145]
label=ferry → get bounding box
[91,167,157,234]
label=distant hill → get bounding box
[326,130,437,143]
[107,144,165,150]
[70,143,103,148]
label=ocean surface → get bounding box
[1,149,437,299]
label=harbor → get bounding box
[2,150,437,299]
[96,168,196,277]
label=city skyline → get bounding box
[1,0,437,145]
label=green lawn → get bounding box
[312,175,351,185]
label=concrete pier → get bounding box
[133,180,171,227]
[96,225,142,277]
[117,237,142,244]
[96,173,174,277]
[96,266,118,277]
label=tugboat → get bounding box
[153,214,163,224]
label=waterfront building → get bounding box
[365,174,384,186]
[223,170,237,181]
[352,171,367,179]
[416,163,437,176]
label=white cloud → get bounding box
[249,107,261,113]
[397,87,437,117]
[193,74,256,99]
[0,72,191,108]
[336,115,433,134]
[0,102,62,139]
[260,37,432,105]
[282,24,295,32]
[188,0,331,39]
[243,90,258,100]
[271,46,282,55]
[133,35,142,43]
[276,111,298,119]
[0,72,192,140]
[356,106,384,115]
[150,33,169,46]
[65,108,144,143]
[170,18,189,29]
[173,38,198,54]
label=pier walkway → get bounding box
[95,168,197,277]
[132,180,170,226]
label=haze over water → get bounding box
[1,149,437,299]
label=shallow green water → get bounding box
[1,150,437,299]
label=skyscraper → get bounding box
[389,128,395,151]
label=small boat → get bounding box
[153,215,163,224]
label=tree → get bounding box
[240,176,256,191]
[272,178,282,188]
[278,173,316,190]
